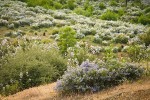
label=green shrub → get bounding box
[144,7,150,13]
[109,0,118,6]
[0,44,67,95]
[127,45,146,62]
[117,9,125,16]
[93,35,102,44]
[74,7,85,15]
[84,0,90,10]
[99,2,106,10]
[67,0,76,10]
[85,5,94,17]
[100,10,119,21]
[74,6,93,17]
[58,26,77,55]
[138,15,150,25]
[114,34,129,44]
[51,28,59,35]
[26,0,54,9]
[139,29,150,46]
[54,2,62,9]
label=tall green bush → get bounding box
[58,26,77,55]
[0,44,67,95]
[100,10,119,21]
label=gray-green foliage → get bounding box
[56,60,144,93]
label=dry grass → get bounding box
[2,77,150,100]
[3,83,56,100]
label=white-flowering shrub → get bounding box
[76,31,85,39]
[93,34,102,44]
[102,40,109,46]
[7,23,14,29]
[89,46,104,54]
[0,19,8,26]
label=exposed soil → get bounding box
[1,77,150,100]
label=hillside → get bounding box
[0,0,150,99]
[2,77,150,100]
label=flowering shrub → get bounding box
[89,45,103,54]
[56,61,144,93]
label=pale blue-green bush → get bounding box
[56,61,144,93]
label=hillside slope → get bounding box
[2,78,150,100]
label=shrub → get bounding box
[74,7,85,15]
[0,44,67,95]
[127,45,146,62]
[54,2,62,9]
[76,32,85,39]
[119,63,144,80]
[109,0,118,6]
[58,26,77,55]
[81,29,96,36]
[117,9,125,16]
[99,2,106,10]
[26,0,66,9]
[74,6,93,17]
[93,34,102,44]
[100,10,119,21]
[114,34,129,44]
[67,47,96,66]
[56,61,144,93]
[139,29,150,46]
[144,7,150,13]
[138,15,150,25]
[67,0,76,10]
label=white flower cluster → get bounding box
[89,45,104,54]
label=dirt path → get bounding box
[1,78,150,100]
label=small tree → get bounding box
[58,26,77,55]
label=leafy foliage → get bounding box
[99,2,106,10]
[100,10,119,21]
[0,43,67,95]
[58,26,77,55]
[138,15,150,25]
[139,29,150,46]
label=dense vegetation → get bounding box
[0,0,150,96]
[18,0,150,25]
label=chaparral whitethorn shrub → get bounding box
[56,60,144,93]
